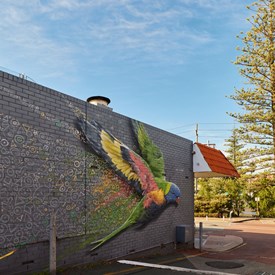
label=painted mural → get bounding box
[77,116,181,250]
[0,92,181,261]
[0,113,87,258]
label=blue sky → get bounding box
[0,0,254,149]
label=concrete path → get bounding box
[199,234,243,252]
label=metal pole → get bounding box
[199,222,203,252]
[50,210,56,275]
[196,124,199,143]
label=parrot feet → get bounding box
[89,222,130,251]
[90,238,104,245]
[90,239,106,251]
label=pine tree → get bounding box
[223,129,246,216]
[225,129,257,176]
[224,128,244,171]
[228,0,275,174]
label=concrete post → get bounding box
[50,211,56,275]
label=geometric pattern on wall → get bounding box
[0,113,140,257]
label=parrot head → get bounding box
[164,182,181,205]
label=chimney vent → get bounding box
[87,96,111,107]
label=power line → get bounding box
[165,124,195,131]
[200,136,230,139]
[166,122,240,131]
[199,129,233,132]
[174,130,195,134]
[198,122,240,125]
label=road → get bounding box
[185,218,275,274]
[197,218,275,265]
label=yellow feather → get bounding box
[164,182,171,195]
[101,130,138,181]
[148,190,165,205]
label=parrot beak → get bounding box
[176,197,180,205]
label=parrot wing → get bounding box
[131,120,165,180]
[77,116,168,250]
[77,117,165,207]
[84,154,143,251]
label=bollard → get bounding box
[199,222,203,252]
[229,210,233,220]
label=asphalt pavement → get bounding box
[59,218,275,275]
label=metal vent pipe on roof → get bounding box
[87,96,111,106]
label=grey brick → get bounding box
[0,70,194,274]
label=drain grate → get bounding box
[206,261,244,269]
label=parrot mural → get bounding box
[77,115,181,251]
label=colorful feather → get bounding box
[77,116,181,251]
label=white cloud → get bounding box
[0,0,76,77]
[73,1,215,64]
[0,0,254,80]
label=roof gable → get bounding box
[193,143,239,178]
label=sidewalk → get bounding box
[194,217,245,252]
[195,234,243,252]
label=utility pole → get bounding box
[195,123,198,193]
[196,124,199,142]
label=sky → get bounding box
[0,0,255,150]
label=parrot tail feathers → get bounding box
[90,222,130,251]
[90,200,145,251]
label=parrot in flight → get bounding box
[77,116,181,251]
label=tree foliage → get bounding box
[195,177,245,217]
[194,130,247,217]
[224,128,245,171]
[245,176,275,217]
[228,0,275,173]
[195,1,275,218]
[194,130,275,217]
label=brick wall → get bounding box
[0,71,194,274]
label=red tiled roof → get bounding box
[195,143,239,178]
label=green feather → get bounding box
[132,120,165,180]
[89,121,167,251]
[90,198,145,251]
[155,177,171,194]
